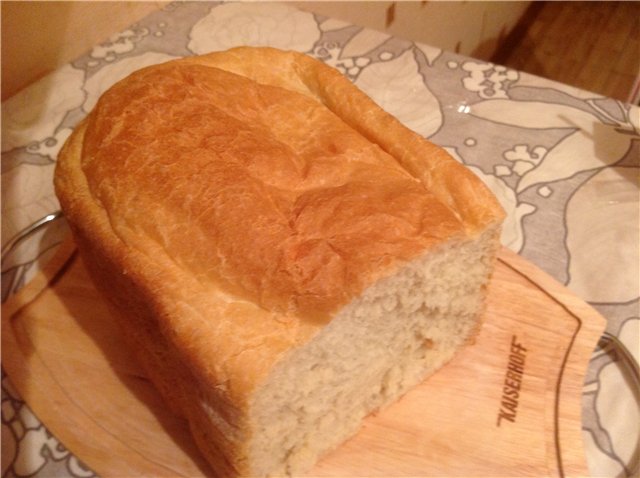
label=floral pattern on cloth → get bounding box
[1,2,638,477]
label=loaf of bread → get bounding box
[54,47,505,477]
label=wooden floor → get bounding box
[494,1,639,103]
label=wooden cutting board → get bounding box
[2,239,606,477]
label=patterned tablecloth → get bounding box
[1,2,638,477]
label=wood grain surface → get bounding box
[2,240,606,477]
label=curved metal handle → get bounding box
[597,331,639,478]
[598,331,640,392]
[1,211,66,302]
[1,211,65,262]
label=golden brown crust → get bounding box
[54,47,505,476]
[187,48,504,231]
[79,57,472,321]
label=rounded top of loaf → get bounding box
[56,47,504,322]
